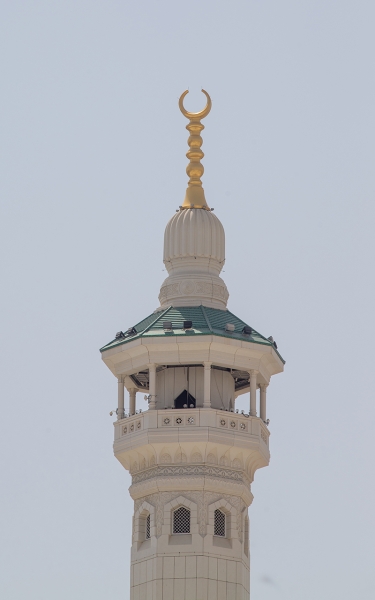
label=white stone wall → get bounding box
[130,555,250,600]
[130,490,250,600]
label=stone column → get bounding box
[260,383,268,422]
[249,370,258,417]
[129,388,137,416]
[117,376,124,420]
[148,364,157,410]
[203,362,212,408]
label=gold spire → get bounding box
[179,89,212,210]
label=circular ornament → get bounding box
[164,418,170,425]
[230,421,236,428]
[187,417,195,424]
[123,426,127,434]
[137,422,141,429]
[130,424,134,432]
[240,423,246,430]
[180,280,196,295]
[220,419,226,426]
[176,417,183,425]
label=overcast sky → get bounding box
[1,1,375,599]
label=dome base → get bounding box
[159,273,229,310]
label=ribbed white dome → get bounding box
[158,208,229,310]
[163,209,225,264]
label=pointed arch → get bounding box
[163,495,199,536]
[133,500,155,547]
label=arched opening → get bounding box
[174,389,196,409]
[214,509,226,537]
[173,507,191,534]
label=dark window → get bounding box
[214,509,226,537]
[173,507,190,533]
[145,514,151,539]
[244,516,249,556]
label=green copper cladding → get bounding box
[100,305,285,364]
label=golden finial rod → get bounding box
[179,89,212,210]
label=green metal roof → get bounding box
[100,306,285,363]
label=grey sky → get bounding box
[1,1,374,599]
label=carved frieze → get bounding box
[131,464,247,485]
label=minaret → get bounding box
[100,90,284,600]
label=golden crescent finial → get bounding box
[179,89,212,120]
[178,89,212,210]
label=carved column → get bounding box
[117,376,124,420]
[203,362,212,408]
[148,364,157,409]
[260,383,268,422]
[128,388,137,416]
[249,370,258,417]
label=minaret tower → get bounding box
[100,90,284,600]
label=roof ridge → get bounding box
[201,305,213,332]
[223,308,273,344]
[142,306,172,334]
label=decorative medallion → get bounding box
[187,417,195,424]
[176,417,183,425]
[122,426,127,435]
[220,419,226,426]
[163,418,170,425]
[130,424,134,432]
[230,421,236,428]
[180,281,196,295]
[240,422,246,430]
[137,422,141,429]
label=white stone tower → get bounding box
[100,90,284,600]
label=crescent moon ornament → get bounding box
[179,89,212,120]
[178,89,212,210]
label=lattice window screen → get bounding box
[146,514,151,539]
[244,516,249,557]
[173,507,190,533]
[214,509,226,537]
